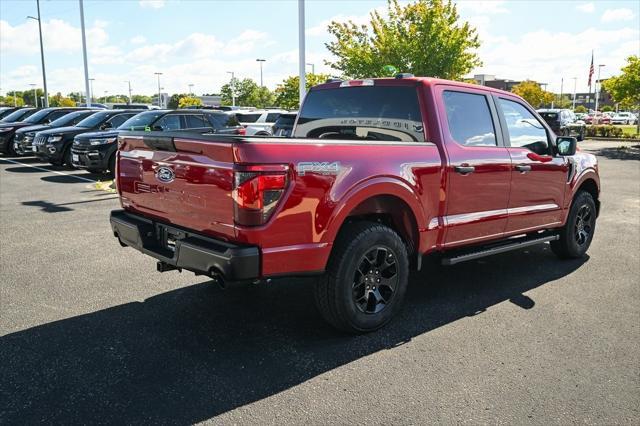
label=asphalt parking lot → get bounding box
[1,140,639,424]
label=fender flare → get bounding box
[321,176,428,245]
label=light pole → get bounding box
[188,83,194,95]
[559,77,563,106]
[298,0,306,106]
[594,64,605,113]
[79,0,91,107]
[154,72,163,108]
[12,91,17,107]
[88,78,95,104]
[572,77,577,110]
[256,59,266,87]
[124,80,132,104]
[27,0,48,107]
[226,71,236,106]
[306,63,314,74]
[103,90,108,103]
[30,84,37,108]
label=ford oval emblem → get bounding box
[156,166,175,183]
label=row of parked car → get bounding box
[0,106,298,174]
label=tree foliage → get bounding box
[274,73,331,110]
[178,96,203,108]
[220,78,275,108]
[49,92,75,107]
[574,105,587,113]
[603,55,640,111]
[132,94,153,104]
[325,0,481,79]
[511,80,555,108]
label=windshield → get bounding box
[118,111,164,130]
[0,109,33,123]
[294,86,425,141]
[76,111,113,128]
[24,109,55,124]
[49,110,92,127]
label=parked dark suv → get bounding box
[0,107,87,155]
[0,107,26,121]
[14,110,98,155]
[33,110,139,167]
[0,107,37,124]
[72,109,245,174]
[537,109,585,141]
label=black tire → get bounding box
[63,145,75,169]
[108,153,116,175]
[551,190,597,259]
[314,221,409,333]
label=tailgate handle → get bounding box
[143,136,176,152]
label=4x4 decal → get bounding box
[297,161,341,176]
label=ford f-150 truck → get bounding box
[110,75,600,333]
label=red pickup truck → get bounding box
[110,75,600,333]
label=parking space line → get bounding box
[0,158,98,183]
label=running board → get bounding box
[441,234,559,266]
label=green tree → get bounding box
[511,80,555,108]
[601,105,613,112]
[574,105,587,113]
[22,88,44,106]
[603,55,639,133]
[49,92,75,107]
[131,94,153,104]
[178,96,203,108]
[274,73,330,109]
[325,0,481,79]
[220,78,266,107]
[67,92,83,103]
[168,93,189,109]
[0,95,25,106]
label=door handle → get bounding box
[454,165,475,175]
[515,164,532,173]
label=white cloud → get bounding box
[457,0,509,15]
[576,2,595,13]
[130,35,147,45]
[139,0,165,9]
[601,8,635,22]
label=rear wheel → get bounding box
[314,221,409,333]
[63,146,75,169]
[551,190,596,259]
[108,153,116,175]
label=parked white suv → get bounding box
[235,109,289,136]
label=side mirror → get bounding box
[556,136,577,156]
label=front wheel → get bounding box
[314,221,409,333]
[551,190,597,259]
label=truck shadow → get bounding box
[594,144,640,161]
[1,245,587,423]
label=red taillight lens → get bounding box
[233,168,288,226]
[236,127,246,135]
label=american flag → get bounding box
[588,52,594,86]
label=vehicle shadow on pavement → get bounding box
[594,144,640,161]
[21,197,119,213]
[1,245,587,424]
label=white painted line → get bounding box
[0,158,97,183]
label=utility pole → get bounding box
[12,91,17,107]
[226,71,236,106]
[154,72,163,108]
[298,0,306,106]
[572,77,577,110]
[89,78,95,104]
[256,59,266,86]
[30,84,37,108]
[27,0,48,107]
[79,0,91,107]
[559,77,563,106]
[595,64,605,113]
[124,80,132,104]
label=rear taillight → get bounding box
[236,127,246,135]
[233,166,288,226]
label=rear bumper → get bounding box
[110,209,260,281]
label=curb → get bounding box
[584,137,640,142]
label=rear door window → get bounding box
[265,113,281,122]
[107,114,133,129]
[294,85,425,141]
[442,91,497,147]
[157,114,182,131]
[236,113,261,123]
[185,114,209,129]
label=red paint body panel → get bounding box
[115,77,600,278]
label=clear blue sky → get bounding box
[1,0,638,97]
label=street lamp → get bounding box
[298,0,306,106]
[594,64,606,113]
[306,63,315,74]
[256,59,266,86]
[103,90,108,103]
[226,71,236,106]
[572,77,577,110]
[88,78,95,104]
[124,80,132,104]
[79,0,91,108]
[188,83,194,95]
[26,0,48,108]
[30,84,37,108]
[154,72,163,108]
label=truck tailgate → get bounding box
[117,134,236,239]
